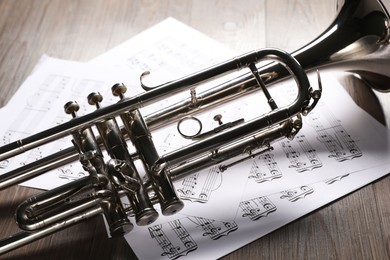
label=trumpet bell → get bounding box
[292,0,390,91]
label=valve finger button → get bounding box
[111,83,127,100]
[87,92,103,108]
[64,101,79,118]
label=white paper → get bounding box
[127,163,389,260]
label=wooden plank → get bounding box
[265,0,337,52]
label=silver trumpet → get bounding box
[0,0,389,255]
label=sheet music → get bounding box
[0,18,389,259]
[0,58,135,189]
[127,162,390,260]
[0,18,235,190]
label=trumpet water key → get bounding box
[0,0,390,255]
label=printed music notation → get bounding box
[126,38,212,75]
[308,107,362,162]
[25,74,69,112]
[1,130,44,168]
[129,162,390,260]
[280,134,322,172]
[280,185,314,202]
[176,166,222,203]
[188,217,238,240]
[248,152,282,183]
[71,78,106,97]
[132,169,357,259]
[239,196,277,221]
[147,216,238,259]
[149,220,197,260]
[0,61,134,189]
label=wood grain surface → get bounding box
[0,0,389,259]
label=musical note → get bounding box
[177,166,222,203]
[177,174,197,197]
[249,152,282,183]
[280,185,314,202]
[1,130,30,168]
[188,217,238,240]
[148,220,197,259]
[239,196,277,221]
[26,75,70,112]
[20,147,43,165]
[280,135,322,172]
[157,132,182,154]
[308,109,362,161]
[71,78,105,97]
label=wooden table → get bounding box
[0,0,389,259]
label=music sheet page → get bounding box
[0,18,389,259]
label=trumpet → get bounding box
[0,0,389,255]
